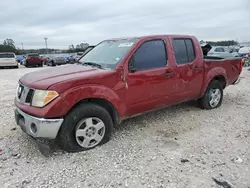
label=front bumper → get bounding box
[55,60,67,65]
[15,108,64,139]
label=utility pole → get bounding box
[21,42,23,50]
[44,37,48,54]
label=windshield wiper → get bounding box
[80,62,104,69]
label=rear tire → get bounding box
[25,61,28,67]
[56,103,113,152]
[199,80,223,109]
[51,61,56,66]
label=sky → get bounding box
[0,0,249,49]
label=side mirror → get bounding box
[129,56,136,73]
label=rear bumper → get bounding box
[15,108,64,139]
[25,62,42,66]
[0,62,18,67]
[233,78,241,85]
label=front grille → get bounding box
[17,84,33,105]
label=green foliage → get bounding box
[67,43,89,53]
[203,40,239,46]
[0,38,20,54]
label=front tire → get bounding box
[57,103,113,152]
[199,80,223,109]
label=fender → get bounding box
[60,84,126,117]
[199,67,227,97]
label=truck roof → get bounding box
[107,34,195,41]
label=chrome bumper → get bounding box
[15,108,63,139]
[233,78,241,85]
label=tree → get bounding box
[3,38,15,48]
[67,43,90,53]
[205,40,238,46]
[80,43,89,50]
[0,44,17,53]
[69,44,74,50]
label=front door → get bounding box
[125,39,177,116]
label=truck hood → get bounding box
[20,64,108,90]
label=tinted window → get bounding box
[28,54,39,57]
[185,39,195,61]
[172,39,196,64]
[132,40,167,71]
[172,39,189,64]
[214,47,225,52]
[0,53,15,58]
[214,48,220,52]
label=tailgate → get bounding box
[0,58,16,65]
[28,57,41,63]
[222,58,242,84]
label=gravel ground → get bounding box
[0,66,249,188]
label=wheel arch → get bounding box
[67,98,120,125]
[199,68,227,98]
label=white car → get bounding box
[207,46,234,58]
[239,47,250,55]
[0,52,19,68]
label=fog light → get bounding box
[30,123,37,134]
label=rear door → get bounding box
[171,38,203,101]
[126,39,177,116]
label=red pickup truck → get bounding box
[14,35,242,153]
[23,53,43,67]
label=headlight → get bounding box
[31,90,59,107]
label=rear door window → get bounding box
[185,39,196,62]
[172,38,196,64]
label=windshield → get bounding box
[78,39,138,69]
[28,54,39,57]
[0,53,15,58]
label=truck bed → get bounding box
[204,56,242,61]
[204,56,242,85]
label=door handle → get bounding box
[193,66,201,71]
[164,72,174,77]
